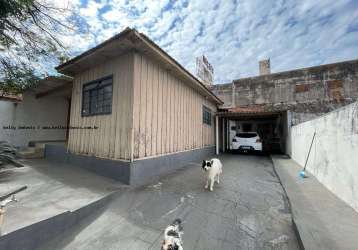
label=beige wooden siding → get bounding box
[68,53,133,160]
[132,53,216,159]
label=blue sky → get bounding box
[58,0,358,83]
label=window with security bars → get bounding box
[202,105,212,126]
[82,76,113,116]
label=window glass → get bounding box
[82,76,113,116]
[237,133,257,138]
[202,105,212,125]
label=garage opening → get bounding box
[217,109,290,154]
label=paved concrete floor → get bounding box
[41,154,299,250]
[0,159,121,235]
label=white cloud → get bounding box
[49,0,358,83]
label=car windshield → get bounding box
[237,133,257,138]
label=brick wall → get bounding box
[211,59,358,125]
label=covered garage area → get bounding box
[216,106,291,154]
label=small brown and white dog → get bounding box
[161,219,183,250]
[202,158,223,191]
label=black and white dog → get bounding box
[161,219,183,250]
[202,158,223,191]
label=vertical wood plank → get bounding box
[109,58,118,158]
[139,55,147,158]
[114,59,123,159]
[80,68,89,155]
[145,57,153,157]
[177,80,181,151]
[180,81,184,151]
[165,71,170,154]
[152,63,158,156]
[128,53,135,159]
[157,67,163,155]
[169,74,174,153]
[133,53,141,159]
[174,78,178,152]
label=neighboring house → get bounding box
[0,76,71,147]
[212,59,358,125]
[49,27,222,185]
[211,58,358,154]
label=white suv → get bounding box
[231,132,263,152]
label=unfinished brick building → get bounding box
[212,59,358,125]
[211,59,358,154]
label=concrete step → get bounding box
[0,159,122,250]
[16,147,44,159]
[0,192,116,250]
[271,155,358,250]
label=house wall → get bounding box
[0,93,68,147]
[132,53,217,159]
[0,100,16,143]
[67,53,133,160]
[290,102,358,212]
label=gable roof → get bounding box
[56,28,223,105]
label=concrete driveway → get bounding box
[41,154,299,250]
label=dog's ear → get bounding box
[202,160,206,168]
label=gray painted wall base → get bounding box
[45,144,215,185]
[130,147,215,186]
[45,144,130,184]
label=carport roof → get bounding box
[30,76,73,98]
[217,105,285,117]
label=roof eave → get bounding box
[56,28,223,105]
[56,27,133,74]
